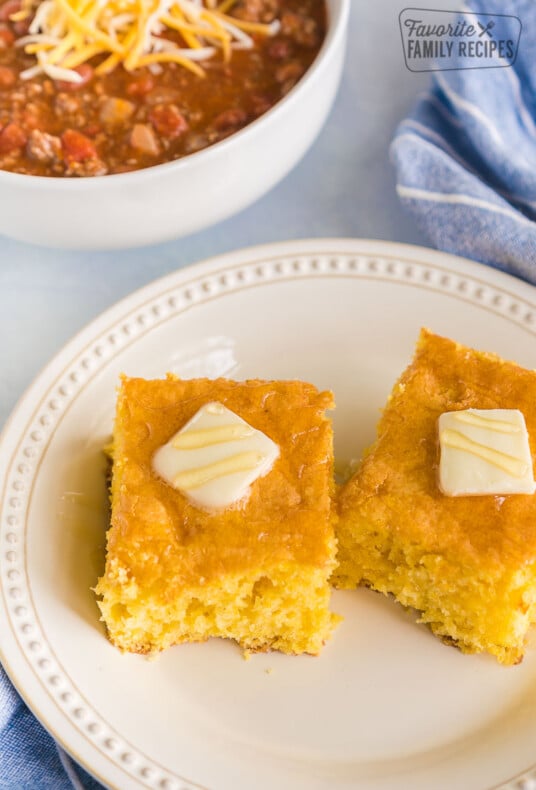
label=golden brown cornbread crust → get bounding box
[96,376,338,655]
[334,329,536,664]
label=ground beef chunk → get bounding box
[26,129,61,163]
[212,107,248,132]
[233,0,279,23]
[64,157,107,176]
[281,11,320,47]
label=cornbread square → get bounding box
[95,376,339,655]
[334,329,536,664]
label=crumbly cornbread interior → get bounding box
[334,329,536,665]
[95,376,339,656]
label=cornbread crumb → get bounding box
[334,329,536,665]
[95,376,339,656]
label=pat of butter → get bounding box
[152,401,279,510]
[438,408,536,496]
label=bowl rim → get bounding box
[0,0,350,190]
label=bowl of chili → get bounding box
[0,0,349,249]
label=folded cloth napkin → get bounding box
[392,0,536,282]
[0,665,103,789]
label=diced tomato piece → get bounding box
[61,128,98,162]
[149,103,188,139]
[0,122,26,154]
[126,74,154,97]
[56,63,93,92]
[0,0,21,21]
[0,24,14,46]
[0,65,15,88]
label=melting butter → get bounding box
[152,401,279,510]
[438,408,536,496]
[440,429,528,478]
[173,451,264,490]
[205,402,225,415]
[172,424,254,449]
[452,410,521,434]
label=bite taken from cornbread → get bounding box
[334,329,536,665]
[95,376,339,656]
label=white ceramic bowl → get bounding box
[0,0,349,250]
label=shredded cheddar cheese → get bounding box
[12,0,280,82]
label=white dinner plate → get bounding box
[2,239,536,790]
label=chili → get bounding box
[0,0,326,177]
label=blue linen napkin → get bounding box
[392,0,536,282]
[0,664,103,789]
